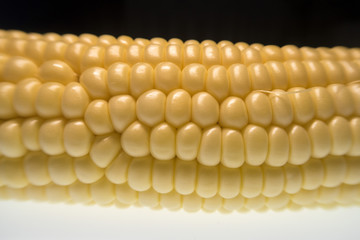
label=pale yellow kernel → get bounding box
[168,38,183,45]
[106,151,132,184]
[107,62,130,95]
[160,190,181,210]
[196,165,218,198]
[39,118,65,155]
[44,32,61,42]
[266,126,289,167]
[281,45,302,60]
[221,129,245,168]
[35,82,64,118]
[0,82,17,119]
[301,159,324,190]
[13,78,41,117]
[0,157,28,188]
[26,185,47,202]
[202,45,221,68]
[38,60,77,84]
[243,125,268,166]
[260,45,284,62]
[84,100,114,135]
[307,120,331,159]
[115,183,137,205]
[98,34,117,46]
[104,44,126,68]
[68,181,92,203]
[45,183,70,203]
[150,122,176,161]
[287,125,311,165]
[90,133,122,168]
[327,84,354,117]
[321,60,346,84]
[128,156,152,192]
[174,159,197,195]
[203,194,222,212]
[136,89,166,127]
[108,95,136,133]
[192,92,219,128]
[2,56,37,83]
[322,156,347,188]
[206,65,229,102]
[220,96,248,130]
[5,39,26,56]
[301,47,320,61]
[317,186,340,205]
[250,43,264,50]
[129,63,154,98]
[234,42,249,51]
[125,44,144,65]
[74,155,104,184]
[121,121,150,157]
[0,119,27,158]
[81,45,105,71]
[223,195,245,211]
[245,195,266,211]
[309,87,335,121]
[62,34,78,44]
[221,45,241,68]
[219,165,241,199]
[227,64,251,98]
[266,192,290,210]
[245,92,272,127]
[64,42,89,74]
[154,62,181,94]
[332,46,351,60]
[165,89,191,128]
[198,125,221,166]
[21,117,42,151]
[152,159,174,194]
[24,39,46,65]
[317,47,337,60]
[24,151,51,186]
[138,188,159,208]
[183,44,201,66]
[79,67,110,100]
[144,44,164,67]
[348,118,360,156]
[64,120,93,157]
[262,165,284,197]
[264,61,288,90]
[329,116,352,155]
[48,154,76,186]
[61,82,90,119]
[248,63,272,90]
[303,60,327,87]
[241,47,262,65]
[241,164,263,198]
[284,60,308,88]
[269,89,294,127]
[134,38,150,47]
[43,41,67,61]
[288,87,315,124]
[176,122,202,161]
[344,156,360,184]
[283,164,302,194]
[165,43,182,68]
[292,189,318,206]
[90,177,115,205]
[339,61,360,83]
[181,63,206,95]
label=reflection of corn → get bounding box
[0,29,359,212]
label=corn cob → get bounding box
[0,29,359,213]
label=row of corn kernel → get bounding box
[0,181,359,213]
[0,116,359,167]
[1,30,360,68]
[1,150,360,199]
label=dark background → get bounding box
[0,0,359,47]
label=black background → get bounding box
[0,0,359,47]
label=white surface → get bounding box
[0,200,359,240]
